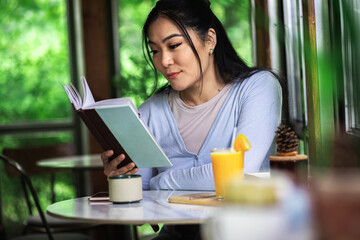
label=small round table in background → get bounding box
[37,154,103,170]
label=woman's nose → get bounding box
[161,52,174,67]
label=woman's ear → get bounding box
[206,28,217,51]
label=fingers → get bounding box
[101,150,113,164]
[110,160,137,175]
[109,154,126,169]
[126,166,139,175]
[105,165,138,177]
[102,151,138,177]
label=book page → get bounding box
[84,97,138,114]
[79,77,138,113]
[70,83,83,109]
[81,76,96,108]
[63,84,82,109]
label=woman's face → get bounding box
[147,16,212,92]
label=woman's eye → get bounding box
[169,43,181,49]
[150,49,158,55]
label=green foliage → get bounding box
[211,0,253,65]
[117,0,157,106]
[0,0,71,125]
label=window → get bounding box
[0,0,74,148]
[277,0,360,166]
[279,0,309,155]
[340,0,360,136]
[0,1,76,236]
[0,0,71,125]
[282,0,307,126]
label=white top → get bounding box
[168,84,233,154]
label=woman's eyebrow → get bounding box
[148,33,183,45]
[162,33,183,43]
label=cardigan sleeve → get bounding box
[236,71,282,172]
[149,163,215,190]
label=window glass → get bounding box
[341,0,360,136]
[0,0,71,125]
[211,1,253,66]
[117,0,158,107]
[282,1,306,124]
[117,0,253,106]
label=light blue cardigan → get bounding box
[138,71,282,190]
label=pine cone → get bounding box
[275,125,299,155]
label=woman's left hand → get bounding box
[101,150,138,178]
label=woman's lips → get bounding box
[167,72,181,79]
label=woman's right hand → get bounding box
[101,150,138,178]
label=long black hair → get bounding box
[142,0,260,87]
[142,0,289,125]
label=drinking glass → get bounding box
[210,148,244,199]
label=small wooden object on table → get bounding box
[168,193,220,206]
[269,125,308,184]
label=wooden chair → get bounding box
[1,143,96,235]
[0,154,91,240]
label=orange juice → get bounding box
[211,149,244,198]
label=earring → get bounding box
[209,49,214,55]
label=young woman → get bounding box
[102,0,282,191]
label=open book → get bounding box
[63,76,172,169]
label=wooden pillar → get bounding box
[302,0,322,168]
[252,0,271,68]
[81,0,116,103]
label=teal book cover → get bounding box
[96,106,171,168]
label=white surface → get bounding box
[47,190,217,225]
[245,172,271,178]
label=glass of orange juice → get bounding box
[211,148,244,199]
